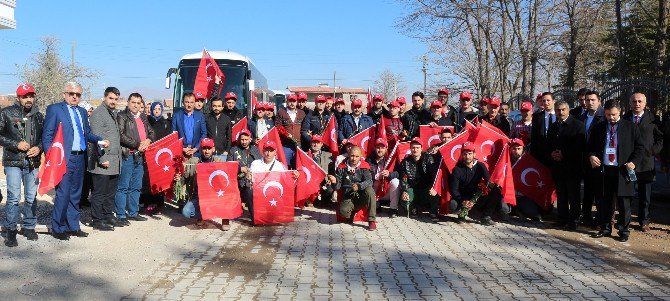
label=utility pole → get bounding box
[422,55,427,95]
[71,40,76,80]
[333,71,336,99]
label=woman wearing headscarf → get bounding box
[141,102,172,214]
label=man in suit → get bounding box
[623,92,663,232]
[530,92,557,166]
[589,100,644,242]
[547,100,586,231]
[172,92,207,157]
[42,82,108,240]
[569,88,589,118]
[579,91,605,226]
[87,87,122,231]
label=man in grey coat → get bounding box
[87,87,122,231]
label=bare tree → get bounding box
[373,69,406,101]
[16,36,101,111]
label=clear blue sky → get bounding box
[0,0,428,99]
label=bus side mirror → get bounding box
[165,77,171,89]
[165,68,177,89]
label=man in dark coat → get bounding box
[569,88,589,118]
[205,96,232,160]
[579,91,605,226]
[547,100,586,231]
[331,146,377,231]
[530,92,557,166]
[622,92,663,232]
[588,100,644,242]
[482,97,511,136]
[402,91,431,139]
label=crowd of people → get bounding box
[1,82,668,247]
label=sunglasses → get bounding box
[66,92,82,98]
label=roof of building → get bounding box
[287,86,367,94]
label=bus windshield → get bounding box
[173,59,247,110]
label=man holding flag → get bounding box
[449,142,497,226]
[42,82,109,240]
[396,138,439,221]
[366,138,400,217]
[332,146,377,230]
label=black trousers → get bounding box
[80,171,93,205]
[599,167,631,238]
[582,173,597,221]
[90,174,119,223]
[555,175,581,225]
[636,181,652,226]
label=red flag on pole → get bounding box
[438,129,472,171]
[196,162,243,220]
[511,153,557,211]
[231,116,248,143]
[432,158,452,215]
[419,125,449,148]
[258,127,287,166]
[347,126,375,157]
[38,123,67,195]
[295,149,327,207]
[470,123,509,164]
[322,114,339,156]
[145,132,183,194]
[489,144,516,205]
[252,171,295,225]
[193,49,224,99]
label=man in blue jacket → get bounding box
[42,82,108,240]
[172,92,207,157]
[339,99,374,145]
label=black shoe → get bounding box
[127,215,148,221]
[430,214,439,223]
[52,232,70,241]
[105,217,118,226]
[593,231,611,238]
[480,216,496,226]
[389,209,397,218]
[68,230,89,237]
[116,218,130,227]
[4,230,18,247]
[91,222,114,231]
[20,228,38,240]
[618,236,629,242]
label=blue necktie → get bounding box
[71,106,86,151]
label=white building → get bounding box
[0,0,16,30]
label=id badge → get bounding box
[605,148,616,155]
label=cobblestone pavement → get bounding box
[126,208,670,301]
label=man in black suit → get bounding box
[569,88,589,118]
[588,100,644,242]
[530,92,556,165]
[579,91,605,226]
[547,100,586,231]
[622,92,663,233]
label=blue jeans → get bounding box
[115,154,144,218]
[4,161,38,231]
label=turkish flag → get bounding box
[252,93,259,111]
[470,123,509,165]
[196,162,243,220]
[258,127,287,166]
[252,171,295,225]
[419,125,448,148]
[145,132,183,194]
[512,153,557,211]
[464,119,478,133]
[481,120,508,138]
[193,49,224,99]
[379,116,399,149]
[322,114,339,156]
[438,129,472,171]
[432,159,452,215]
[489,144,516,205]
[348,126,375,157]
[38,123,67,195]
[471,115,480,125]
[231,116,248,144]
[295,149,327,207]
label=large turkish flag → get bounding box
[252,171,295,225]
[322,114,339,156]
[489,144,516,206]
[145,132,183,194]
[347,126,375,157]
[438,129,472,171]
[196,162,243,220]
[511,153,557,211]
[258,127,287,166]
[38,123,67,195]
[419,125,449,148]
[193,49,224,99]
[295,149,327,207]
[231,116,248,144]
[470,122,509,165]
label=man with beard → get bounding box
[402,92,431,139]
[396,138,439,221]
[205,96,232,160]
[385,100,405,143]
[331,146,377,231]
[367,94,388,124]
[228,129,262,219]
[449,142,497,226]
[508,139,543,222]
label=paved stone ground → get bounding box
[126,208,670,301]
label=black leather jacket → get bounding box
[0,104,44,168]
[396,153,438,191]
[117,109,155,159]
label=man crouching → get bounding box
[331,146,377,231]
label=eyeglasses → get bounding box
[66,92,82,98]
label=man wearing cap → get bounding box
[511,101,534,144]
[301,94,334,151]
[367,94,388,124]
[221,92,245,125]
[396,138,440,221]
[265,102,276,122]
[340,99,375,145]
[331,146,377,230]
[42,82,109,240]
[579,90,604,226]
[478,98,490,118]
[325,96,334,112]
[425,100,453,127]
[385,100,405,143]
[547,100,586,231]
[530,92,557,166]
[276,94,306,167]
[402,92,431,139]
[508,139,544,222]
[428,128,454,155]
[437,88,456,121]
[483,97,511,136]
[453,91,478,132]
[449,142,497,226]
[178,138,229,229]
[247,102,274,144]
[308,134,335,206]
[0,84,44,246]
[297,92,312,117]
[87,87,123,232]
[205,96,232,160]
[228,129,262,217]
[173,92,207,157]
[366,138,401,217]
[331,98,348,126]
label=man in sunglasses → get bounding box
[42,82,110,241]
